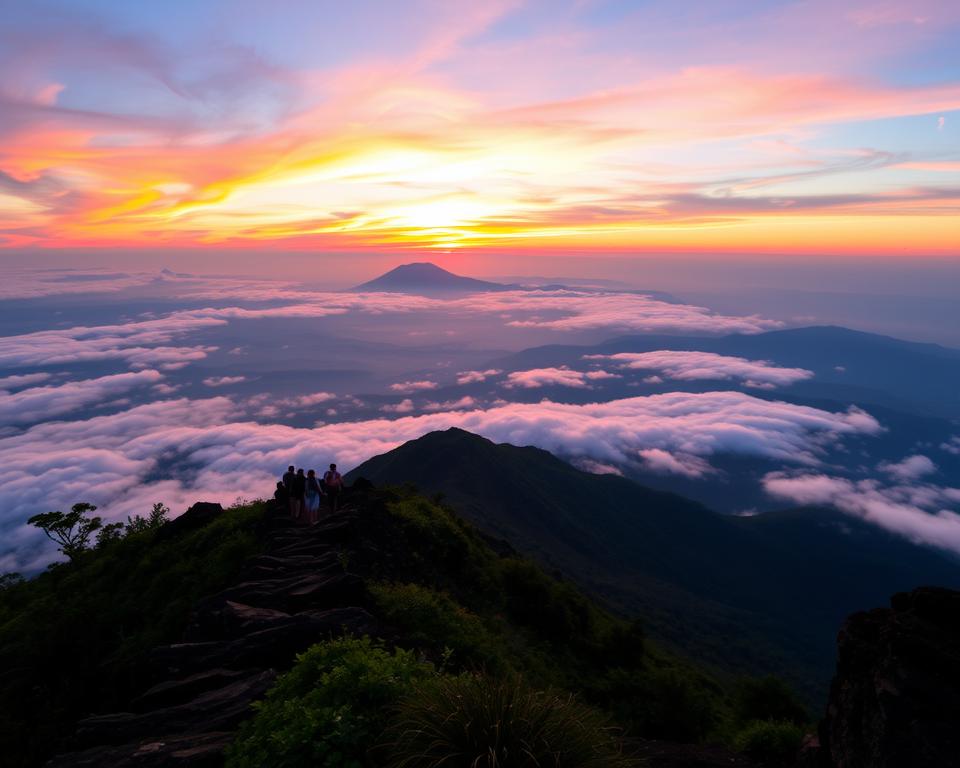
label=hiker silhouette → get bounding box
[323,464,343,513]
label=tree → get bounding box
[96,522,124,548]
[28,503,101,562]
[125,502,169,535]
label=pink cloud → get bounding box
[504,366,592,389]
[456,369,502,385]
[202,375,247,387]
[0,369,163,426]
[763,470,960,555]
[584,350,813,387]
[638,448,712,478]
[381,399,415,413]
[390,380,439,393]
[878,454,937,481]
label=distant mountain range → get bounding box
[352,262,679,301]
[353,262,513,293]
[348,427,960,703]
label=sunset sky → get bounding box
[1,0,958,257]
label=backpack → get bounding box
[324,470,342,489]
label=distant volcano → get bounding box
[353,262,512,294]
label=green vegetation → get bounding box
[0,499,268,768]
[733,719,806,766]
[0,483,813,767]
[383,674,637,768]
[227,638,433,768]
[366,489,728,743]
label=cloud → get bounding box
[0,372,52,390]
[942,437,960,455]
[456,369,502,385]
[504,367,593,389]
[202,375,247,387]
[584,351,813,387]
[0,312,224,369]
[572,458,623,476]
[473,291,780,335]
[381,399,415,413]
[763,471,960,555]
[0,369,163,427]
[290,392,337,406]
[638,448,712,478]
[390,380,438,392]
[0,390,882,571]
[879,454,937,481]
[422,396,477,411]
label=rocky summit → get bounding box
[820,586,960,768]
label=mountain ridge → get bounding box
[348,427,960,701]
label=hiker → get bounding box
[291,468,306,519]
[323,463,343,513]
[274,481,288,505]
[282,465,297,516]
[304,469,322,524]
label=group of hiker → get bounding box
[276,464,344,525]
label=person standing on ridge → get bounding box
[323,463,343,513]
[291,468,307,520]
[304,469,322,524]
[282,465,297,517]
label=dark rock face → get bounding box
[156,502,224,540]
[821,586,960,768]
[47,502,378,768]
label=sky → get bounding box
[1,0,959,261]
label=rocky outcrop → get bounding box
[47,502,378,768]
[820,586,960,768]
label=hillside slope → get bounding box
[348,428,960,699]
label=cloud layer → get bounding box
[0,390,881,572]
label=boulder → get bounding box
[157,503,224,540]
[820,586,960,768]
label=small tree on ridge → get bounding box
[28,502,101,563]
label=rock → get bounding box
[157,503,223,541]
[73,670,276,747]
[45,731,233,768]
[820,586,960,768]
[184,600,292,642]
[151,607,378,677]
[130,669,250,712]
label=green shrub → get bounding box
[732,676,808,727]
[227,637,433,768]
[370,582,512,674]
[734,719,805,767]
[381,674,637,768]
[499,558,596,640]
[610,667,719,743]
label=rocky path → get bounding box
[47,503,378,767]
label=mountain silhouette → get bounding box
[353,262,512,294]
[348,427,960,700]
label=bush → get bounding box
[381,674,637,768]
[370,582,512,674]
[734,719,805,767]
[226,637,433,768]
[732,676,808,727]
